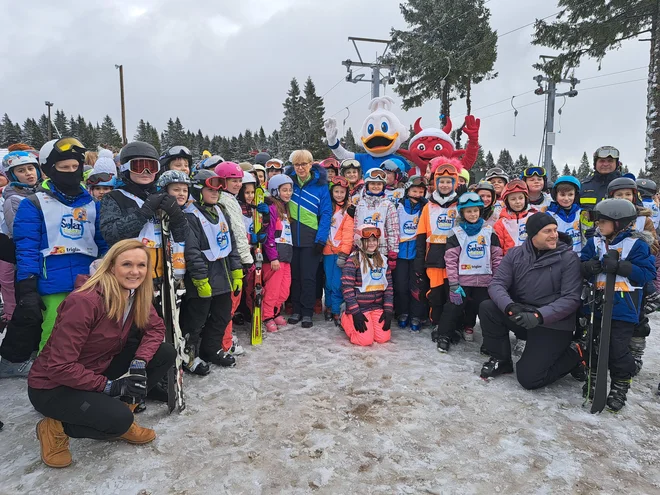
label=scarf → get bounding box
[459,218,484,237]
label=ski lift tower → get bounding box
[342,37,396,99]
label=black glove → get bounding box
[16,278,45,320]
[504,302,536,317]
[159,194,182,216]
[581,258,603,277]
[584,227,596,239]
[510,311,542,329]
[352,313,368,333]
[617,260,633,278]
[242,263,253,272]
[346,205,356,218]
[104,373,147,399]
[314,243,325,255]
[602,254,619,274]
[379,311,393,331]
[139,192,166,219]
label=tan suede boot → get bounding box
[36,418,72,468]
[119,403,156,444]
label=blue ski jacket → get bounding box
[396,197,426,260]
[287,164,332,248]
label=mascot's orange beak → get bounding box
[362,131,399,153]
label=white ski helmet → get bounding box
[268,174,294,198]
[242,171,256,184]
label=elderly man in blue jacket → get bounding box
[478,213,584,389]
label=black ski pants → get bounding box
[589,318,636,380]
[479,299,579,390]
[393,259,427,319]
[180,293,232,361]
[438,286,490,338]
[28,342,175,440]
[290,246,322,318]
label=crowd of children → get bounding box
[0,139,659,426]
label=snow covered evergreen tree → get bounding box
[576,152,591,181]
[22,118,45,149]
[98,115,122,149]
[302,77,327,159]
[279,78,306,158]
[53,110,69,138]
[342,127,359,153]
[496,149,515,177]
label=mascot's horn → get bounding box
[443,117,452,135]
[413,117,424,135]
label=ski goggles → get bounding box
[365,168,387,180]
[265,159,284,170]
[202,176,224,190]
[87,173,114,185]
[359,226,381,239]
[330,176,349,188]
[340,159,361,170]
[53,137,86,154]
[595,146,620,159]
[522,167,546,178]
[168,145,191,156]
[129,158,160,175]
[407,176,427,187]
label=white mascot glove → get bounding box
[324,118,339,146]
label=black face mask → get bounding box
[49,168,84,196]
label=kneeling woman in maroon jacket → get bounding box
[27,239,176,468]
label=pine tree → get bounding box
[551,161,559,182]
[69,115,79,139]
[98,115,123,149]
[576,152,591,181]
[22,118,45,149]
[471,146,488,183]
[134,119,149,141]
[496,149,515,177]
[146,122,161,152]
[38,115,50,140]
[562,163,572,176]
[512,154,530,177]
[388,0,497,123]
[279,78,307,158]
[485,151,495,170]
[52,110,69,138]
[532,0,660,176]
[244,130,255,159]
[302,77,327,159]
[74,116,88,143]
[256,127,268,152]
[269,130,280,158]
[0,114,22,147]
[342,127,359,153]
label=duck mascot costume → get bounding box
[397,115,481,177]
[324,96,409,173]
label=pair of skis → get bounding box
[251,187,265,346]
[584,249,619,414]
[161,212,186,413]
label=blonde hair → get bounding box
[78,240,154,328]
[290,149,313,165]
[84,151,98,166]
[352,239,385,274]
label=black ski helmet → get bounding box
[254,152,271,166]
[594,198,637,233]
[636,178,658,198]
[120,141,159,164]
[607,177,637,197]
[475,180,496,205]
[160,145,193,170]
[190,169,218,202]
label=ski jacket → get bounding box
[183,203,241,298]
[263,202,294,263]
[217,191,254,265]
[354,192,400,256]
[323,204,354,256]
[286,164,332,248]
[444,226,503,288]
[634,207,659,254]
[493,207,537,255]
[28,275,165,392]
[580,170,622,212]
[414,193,459,271]
[529,192,552,212]
[396,197,426,260]
[581,230,656,324]
[3,183,36,236]
[341,253,394,315]
[14,182,108,295]
[488,237,582,332]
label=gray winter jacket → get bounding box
[3,184,36,236]
[488,237,582,332]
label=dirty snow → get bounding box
[2,316,660,494]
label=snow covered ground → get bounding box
[2,317,660,494]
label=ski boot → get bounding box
[569,341,587,382]
[288,313,302,325]
[450,328,463,345]
[430,325,439,342]
[183,344,210,376]
[302,316,313,328]
[629,336,646,377]
[437,336,451,353]
[228,336,245,356]
[207,350,236,368]
[324,309,333,322]
[463,327,474,342]
[480,357,514,380]
[265,319,278,333]
[333,314,342,327]
[397,314,409,328]
[582,370,597,401]
[607,378,631,412]
[232,313,245,326]
[410,317,421,333]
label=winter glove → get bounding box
[581,258,603,277]
[346,205,356,218]
[504,302,536,316]
[159,194,182,216]
[242,263,253,273]
[128,359,147,380]
[192,278,212,298]
[387,251,397,271]
[104,373,147,399]
[449,284,466,306]
[616,260,633,278]
[510,311,543,330]
[352,312,368,333]
[249,232,267,245]
[379,311,393,331]
[256,202,270,215]
[602,253,620,275]
[314,243,325,255]
[231,269,243,296]
[16,277,45,322]
[138,192,166,219]
[337,253,348,268]
[644,291,660,314]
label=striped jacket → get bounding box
[341,253,394,315]
[287,164,332,247]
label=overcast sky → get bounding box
[0,0,649,173]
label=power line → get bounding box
[580,66,648,81]
[481,100,545,120]
[579,78,647,92]
[331,91,371,118]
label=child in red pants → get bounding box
[341,225,394,346]
[262,175,294,332]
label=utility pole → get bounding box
[342,37,395,99]
[45,101,54,140]
[534,55,579,173]
[115,64,127,145]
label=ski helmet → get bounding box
[475,180,496,206]
[433,162,459,191]
[268,174,294,198]
[340,159,362,176]
[607,177,638,197]
[3,150,42,184]
[593,146,620,167]
[39,138,87,174]
[404,175,427,193]
[320,157,340,171]
[200,155,224,170]
[253,164,267,175]
[456,192,484,215]
[364,168,387,184]
[484,167,509,183]
[551,175,581,202]
[501,179,529,205]
[380,159,405,183]
[265,159,284,170]
[242,171,256,184]
[636,178,657,198]
[594,198,637,233]
[214,161,243,180]
[160,145,193,170]
[119,141,158,165]
[254,152,271,166]
[521,166,547,189]
[459,168,470,185]
[239,161,254,172]
[86,149,118,188]
[156,170,191,189]
[190,169,222,201]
